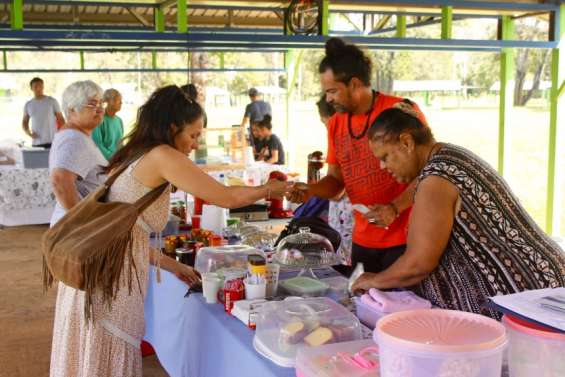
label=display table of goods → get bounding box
[145,227,537,377]
[0,165,56,226]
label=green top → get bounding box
[92,113,124,161]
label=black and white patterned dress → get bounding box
[415,143,565,319]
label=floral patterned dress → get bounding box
[49,159,170,377]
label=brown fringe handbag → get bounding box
[42,161,168,320]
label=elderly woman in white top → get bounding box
[49,80,108,225]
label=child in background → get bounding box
[256,115,285,165]
[251,122,264,161]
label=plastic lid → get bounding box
[274,227,338,268]
[503,314,565,340]
[376,309,507,352]
[254,335,297,368]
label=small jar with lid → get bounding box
[248,254,267,276]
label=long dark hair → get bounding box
[107,85,204,172]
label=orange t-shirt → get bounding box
[326,92,424,249]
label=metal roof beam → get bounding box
[331,0,560,12]
[0,38,503,52]
[10,13,282,27]
[1,29,553,49]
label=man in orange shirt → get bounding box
[289,38,426,273]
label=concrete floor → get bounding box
[0,225,168,377]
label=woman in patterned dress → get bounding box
[352,103,565,319]
[49,85,290,377]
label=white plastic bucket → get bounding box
[503,315,565,377]
[375,309,507,377]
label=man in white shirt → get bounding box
[22,77,65,148]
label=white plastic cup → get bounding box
[244,279,267,300]
[202,273,222,304]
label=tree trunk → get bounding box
[519,49,550,106]
[513,49,529,106]
[376,51,395,93]
[190,52,208,104]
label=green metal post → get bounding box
[153,6,164,72]
[177,0,187,33]
[396,15,406,38]
[441,6,453,39]
[320,0,329,36]
[10,0,23,30]
[545,4,565,234]
[2,51,7,71]
[498,16,515,175]
[79,51,85,70]
[155,7,165,32]
[219,52,225,69]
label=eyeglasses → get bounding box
[83,101,105,110]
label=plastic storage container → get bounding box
[280,276,329,297]
[503,314,565,377]
[353,297,388,329]
[254,297,363,368]
[375,309,507,377]
[321,276,349,304]
[296,339,379,377]
[194,245,264,274]
[21,147,49,168]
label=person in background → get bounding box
[351,103,565,319]
[317,95,354,266]
[48,80,107,228]
[240,87,272,150]
[22,77,65,148]
[251,122,264,160]
[287,37,427,274]
[49,85,290,377]
[255,115,285,165]
[92,88,124,161]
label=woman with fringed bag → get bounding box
[46,84,291,377]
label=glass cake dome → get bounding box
[274,227,338,278]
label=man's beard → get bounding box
[331,103,349,113]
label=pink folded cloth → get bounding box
[360,288,431,313]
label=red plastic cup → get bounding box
[191,215,201,229]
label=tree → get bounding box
[513,18,550,106]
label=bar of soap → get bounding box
[304,327,334,347]
[281,321,306,344]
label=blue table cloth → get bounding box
[143,267,296,377]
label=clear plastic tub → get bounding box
[503,314,565,377]
[353,297,387,329]
[280,276,329,297]
[194,245,263,274]
[296,339,379,377]
[375,309,507,377]
[321,276,349,304]
[254,297,363,368]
